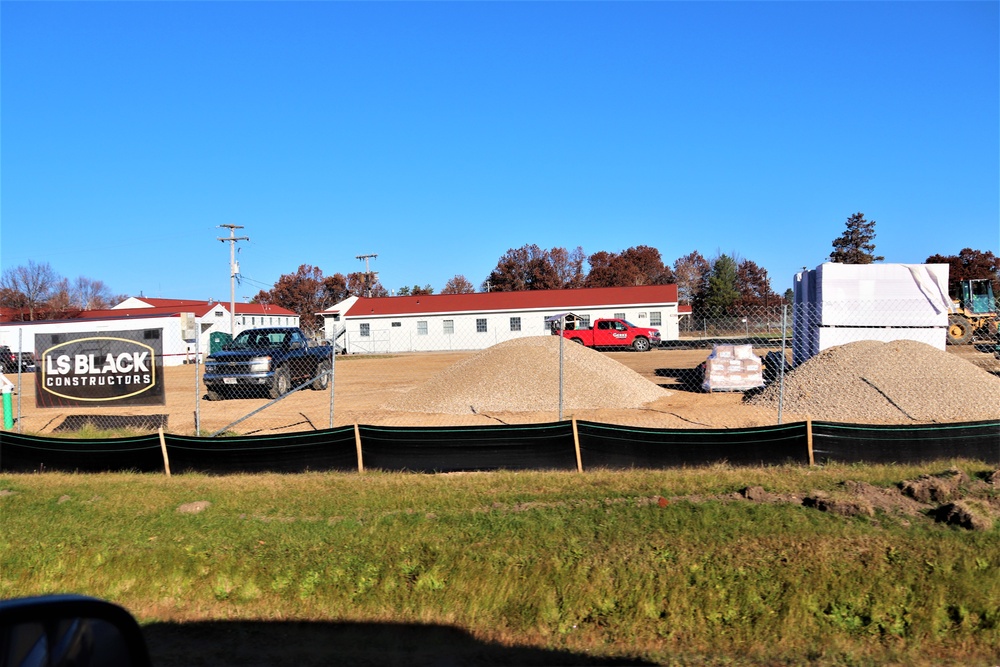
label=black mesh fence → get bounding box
[0,431,164,473]
[576,421,809,469]
[164,429,358,474]
[356,423,577,473]
[2,419,997,474]
[811,420,1000,465]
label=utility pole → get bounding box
[356,253,378,298]
[218,224,249,338]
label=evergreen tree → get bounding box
[702,255,740,315]
[830,212,884,264]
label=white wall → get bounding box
[333,304,681,354]
[1,310,238,366]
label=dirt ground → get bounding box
[10,343,1000,436]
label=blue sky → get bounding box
[2,1,997,302]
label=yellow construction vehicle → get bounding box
[947,278,998,345]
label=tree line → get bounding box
[0,260,126,322]
[3,213,997,336]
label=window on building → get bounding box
[650,311,662,326]
[510,317,521,332]
[443,320,454,335]
[476,318,488,333]
[360,323,370,337]
[391,322,401,328]
[580,315,591,328]
[143,329,160,340]
[417,321,428,335]
[614,312,626,320]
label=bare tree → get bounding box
[70,276,117,310]
[672,251,711,305]
[0,260,58,320]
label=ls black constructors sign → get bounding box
[36,329,165,407]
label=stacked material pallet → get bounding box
[792,263,951,366]
[701,344,764,392]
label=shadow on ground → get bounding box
[142,619,656,666]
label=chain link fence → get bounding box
[3,300,998,437]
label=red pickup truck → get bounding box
[554,318,661,351]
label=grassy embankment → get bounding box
[2,463,998,666]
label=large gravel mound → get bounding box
[748,340,1000,423]
[386,336,669,415]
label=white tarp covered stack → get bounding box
[792,263,952,366]
[701,344,764,392]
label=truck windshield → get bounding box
[227,331,282,350]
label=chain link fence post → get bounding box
[194,327,201,436]
[778,304,788,424]
[328,339,335,429]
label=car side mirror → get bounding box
[0,595,151,667]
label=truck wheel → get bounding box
[632,337,650,352]
[205,390,222,402]
[946,315,974,345]
[269,367,291,399]
[312,360,331,390]
[571,337,584,345]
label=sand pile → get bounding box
[385,336,669,415]
[749,340,1000,423]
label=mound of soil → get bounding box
[385,336,669,415]
[748,340,1000,423]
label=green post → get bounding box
[2,389,12,430]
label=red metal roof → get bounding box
[121,297,295,316]
[81,303,221,319]
[121,297,208,309]
[341,285,679,317]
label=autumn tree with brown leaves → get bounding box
[483,245,563,292]
[549,246,587,288]
[347,272,388,298]
[734,259,775,309]
[441,275,476,294]
[253,265,351,335]
[925,248,1000,295]
[584,246,673,288]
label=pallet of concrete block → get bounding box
[701,344,764,392]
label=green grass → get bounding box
[1,463,998,666]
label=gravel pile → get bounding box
[749,340,1000,423]
[386,336,669,415]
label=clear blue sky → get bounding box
[2,1,997,302]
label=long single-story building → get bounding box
[0,298,299,367]
[319,285,688,354]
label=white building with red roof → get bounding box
[320,285,688,354]
[1,297,298,366]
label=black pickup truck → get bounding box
[203,327,333,401]
[0,346,34,373]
